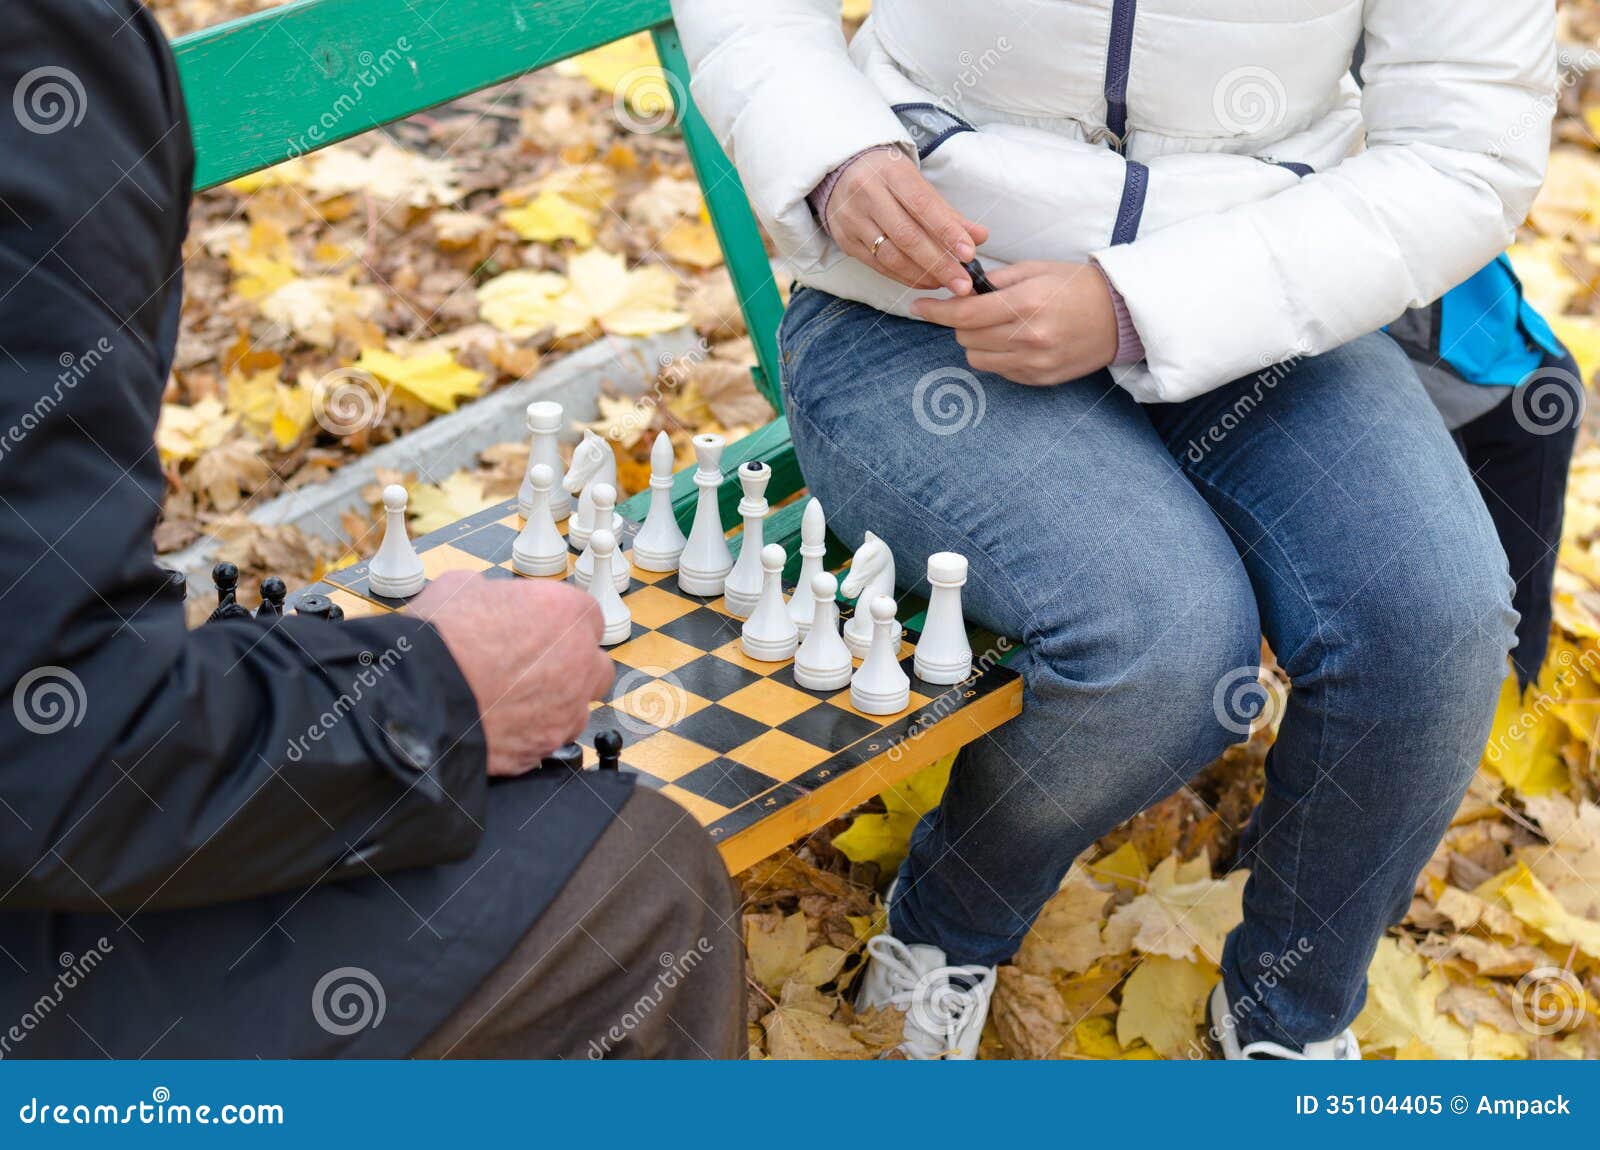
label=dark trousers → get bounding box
[1455,353,1582,686]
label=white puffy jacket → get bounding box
[672,0,1556,402]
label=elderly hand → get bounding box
[912,260,1121,386]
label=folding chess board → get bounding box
[291,498,1023,873]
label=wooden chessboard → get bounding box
[291,497,1023,873]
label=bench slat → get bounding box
[173,0,673,189]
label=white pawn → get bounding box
[518,401,569,521]
[574,482,630,592]
[631,431,686,572]
[740,543,798,662]
[563,429,618,551]
[850,595,910,715]
[793,572,853,691]
[721,461,771,618]
[368,484,426,598]
[678,433,733,597]
[915,552,974,684]
[512,463,570,577]
[587,528,633,646]
[788,498,827,636]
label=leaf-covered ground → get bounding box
[149,0,1600,1057]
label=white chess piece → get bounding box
[563,429,618,551]
[721,461,771,618]
[518,401,569,521]
[368,484,426,598]
[850,595,911,715]
[512,463,570,577]
[793,571,853,691]
[631,431,686,572]
[740,543,798,662]
[788,498,827,636]
[587,528,633,646]
[914,552,974,684]
[574,482,630,592]
[677,433,733,596]
[841,531,900,660]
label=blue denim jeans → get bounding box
[779,286,1517,1049]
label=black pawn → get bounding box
[294,593,345,623]
[539,743,584,772]
[256,576,287,622]
[595,729,623,771]
[160,566,189,602]
[206,561,251,623]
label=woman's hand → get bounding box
[826,148,988,296]
[913,260,1120,385]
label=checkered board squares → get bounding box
[294,497,1023,871]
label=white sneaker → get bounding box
[1207,982,1361,1060]
[856,933,996,1060]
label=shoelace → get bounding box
[866,936,994,1060]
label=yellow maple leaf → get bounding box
[501,189,598,247]
[260,276,383,349]
[407,472,497,534]
[304,142,462,207]
[1102,852,1247,964]
[353,347,484,413]
[1481,670,1571,797]
[661,215,724,269]
[156,397,236,463]
[566,248,689,336]
[477,251,687,340]
[558,33,661,95]
[831,754,953,873]
[745,912,810,995]
[1115,956,1214,1059]
[1354,938,1470,1058]
[224,367,281,434]
[227,222,297,300]
[1478,862,1600,960]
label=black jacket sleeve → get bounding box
[0,0,489,911]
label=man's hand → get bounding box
[411,572,613,777]
[826,149,988,296]
[913,261,1120,386]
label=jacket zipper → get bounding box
[1102,0,1137,153]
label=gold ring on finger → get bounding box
[870,234,888,261]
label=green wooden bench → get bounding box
[171,0,1019,868]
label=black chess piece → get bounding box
[594,729,623,771]
[159,566,189,602]
[256,576,287,622]
[539,743,584,772]
[206,561,251,623]
[293,593,346,622]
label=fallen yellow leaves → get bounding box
[156,397,234,463]
[478,249,687,340]
[352,346,484,413]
